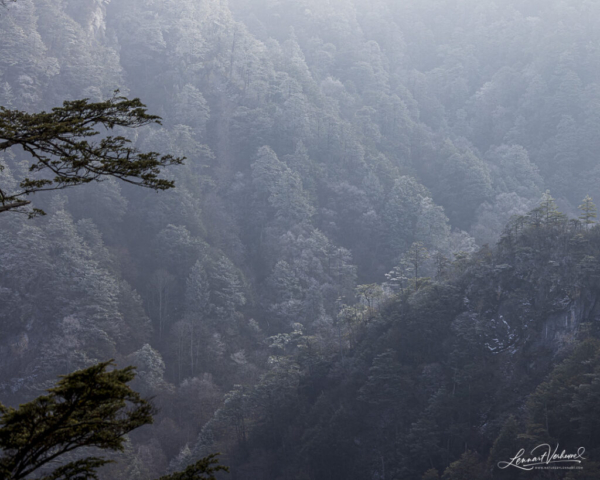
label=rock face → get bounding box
[539,300,583,349]
[519,289,599,375]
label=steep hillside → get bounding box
[198,199,600,479]
[1,0,600,478]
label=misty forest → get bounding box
[1,0,600,478]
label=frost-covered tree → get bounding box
[579,195,597,227]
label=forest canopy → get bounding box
[1,0,600,478]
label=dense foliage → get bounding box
[214,197,600,479]
[0,362,227,480]
[0,93,184,215]
[1,0,599,478]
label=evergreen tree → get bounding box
[403,242,431,291]
[579,195,597,227]
[0,361,227,480]
[0,93,184,215]
[208,255,246,323]
[528,190,565,227]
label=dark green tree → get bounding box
[0,361,227,480]
[0,93,184,215]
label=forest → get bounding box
[1,0,600,478]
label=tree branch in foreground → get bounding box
[0,92,185,216]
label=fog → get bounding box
[0,0,599,478]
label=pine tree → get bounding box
[578,195,597,227]
[405,242,430,290]
[529,190,566,226]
